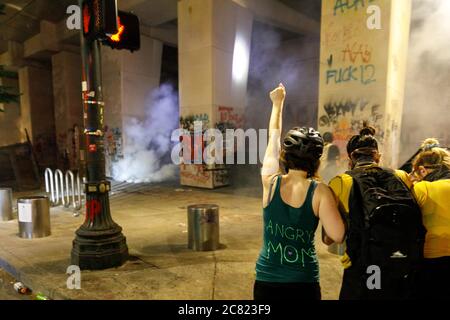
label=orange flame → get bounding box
[110,17,125,42]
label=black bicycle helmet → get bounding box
[283,127,324,160]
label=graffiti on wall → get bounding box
[104,126,123,161]
[104,126,123,178]
[326,41,376,86]
[324,0,380,86]
[179,112,232,188]
[320,0,386,162]
[55,125,82,170]
[213,169,230,186]
[333,0,376,16]
[218,106,244,129]
[320,98,384,155]
[320,99,382,127]
[180,164,211,185]
[323,21,366,48]
[180,114,209,131]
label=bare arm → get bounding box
[261,84,285,206]
[322,227,335,246]
[314,183,346,244]
[261,84,285,180]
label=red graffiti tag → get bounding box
[218,106,244,128]
[86,199,101,221]
[342,43,372,64]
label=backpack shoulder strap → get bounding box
[344,169,368,265]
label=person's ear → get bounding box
[419,166,428,178]
[348,159,353,169]
[374,152,381,163]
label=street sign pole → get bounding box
[71,0,128,270]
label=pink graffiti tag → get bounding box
[218,106,244,128]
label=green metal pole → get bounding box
[71,0,128,270]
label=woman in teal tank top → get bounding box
[255,84,346,300]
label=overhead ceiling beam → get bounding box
[118,0,149,11]
[141,25,178,46]
[232,0,320,35]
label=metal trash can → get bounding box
[17,197,51,239]
[0,188,13,222]
[188,204,219,251]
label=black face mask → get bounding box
[423,165,450,182]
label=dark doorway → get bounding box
[160,45,179,90]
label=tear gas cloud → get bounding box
[236,22,320,188]
[112,84,179,183]
[246,22,319,132]
[401,0,450,162]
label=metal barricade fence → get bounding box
[45,168,84,212]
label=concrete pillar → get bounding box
[18,66,57,168]
[0,75,21,146]
[0,41,24,68]
[24,21,60,60]
[101,35,163,177]
[52,51,83,170]
[178,0,253,188]
[318,0,412,169]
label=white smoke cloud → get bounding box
[409,0,450,64]
[248,24,304,96]
[401,0,450,161]
[112,84,180,183]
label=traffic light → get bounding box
[103,11,141,52]
[82,0,118,40]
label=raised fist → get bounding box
[270,83,286,105]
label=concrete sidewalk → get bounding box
[0,183,343,300]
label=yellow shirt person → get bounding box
[413,179,450,259]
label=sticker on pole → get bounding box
[18,203,32,223]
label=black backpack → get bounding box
[345,166,426,299]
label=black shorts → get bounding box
[253,280,321,300]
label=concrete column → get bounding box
[101,35,163,177]
[318,0,412,169]
[52,51,83,170]
[0,41,24,68]
[18,66,57,168]
[178,0,253,188]
[0,75,21,146]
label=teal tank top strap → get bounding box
[274,175,282,194]
[303,180,318,212]
[267,175,282,205]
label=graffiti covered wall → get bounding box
[319,0,412,168]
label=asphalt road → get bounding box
[0,268,31,300]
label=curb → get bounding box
[0,250,72,300]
